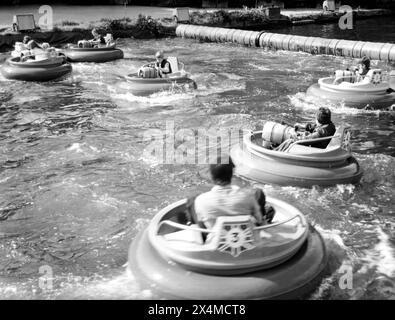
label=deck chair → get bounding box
[12,14,37,32]
[167,56,185,77]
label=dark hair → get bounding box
[23,36,31,44]
[359,56,370,69]
[209,157,235,185]
[316,107,331,125]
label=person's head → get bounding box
[41,42,50,50]
[315,107,332,125]
[104,33,114,44]
[358,56,370,72]
[22,36,31,44]
[209,157,235,186]
[155,50,164,62]
[92,28,100,38]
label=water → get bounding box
[1,31,395,299]
[275,15,395,43]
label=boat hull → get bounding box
[230,144,363,187]
[1,58,72,81]
[64,47,124,63]
[128,225,327,300]
[126,75,197,96]
[306,83,395,109]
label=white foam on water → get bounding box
[362,227,395,278]
[107,79,246,107]
[216,72,245,80]
[315,226,350,252]
[247,63,272,71]
[64,271,148,299]
[289,92,395,115]
[91,193,126,209]
[67,143,84,153]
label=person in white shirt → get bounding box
[189,157,274,230]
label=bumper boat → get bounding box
[63,44,124,63]
[126,57,197,96]
[128,197,327,299]
[1,56,72,81]
[230,122,363,188]
[306,69,395,109]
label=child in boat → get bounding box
[278,107,336,150]
[90,28,106,46]
[22,36,41,48]
[187,156,275,231]
[352,56,371,82]
[104,33,115,47]
[154,51,172,78]
[21,40,46,61]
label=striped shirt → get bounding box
[194,185,262,229]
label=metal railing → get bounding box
[157,213,305,236]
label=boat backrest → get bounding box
[208,215,256,257]
[362,69,383,85]
[167,56,183,73]
[328,125,352,152]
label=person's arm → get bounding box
[252,189,265,225]
[160,61,171,74]
[298,126,326,140]
[294,122,315,134]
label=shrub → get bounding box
[99,17,132,31]
[135,14,161,33]
[61,20,80,26]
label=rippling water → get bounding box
[1,32,395,299]
[276,15,395,43]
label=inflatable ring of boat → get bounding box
[125,73,197,96]
[230,127,363,188]
[64,45,124,63]
[1,56,72,81]
[306,77,395,109]
[128,197,328,299]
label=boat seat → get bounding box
[286,125,350,154]
[363,69,383,85]
[163,224,204,245]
